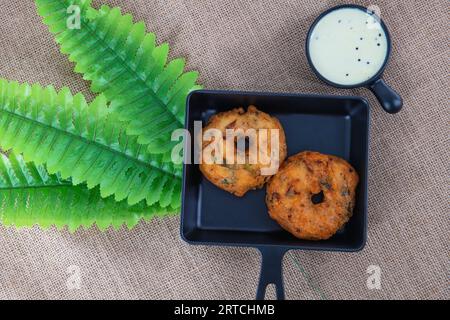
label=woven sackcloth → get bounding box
[0,0,447,300]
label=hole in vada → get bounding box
[234,136,251,153]
[311,190,324,204]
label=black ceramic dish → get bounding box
[306,4,403,114]
[181,90,369,300]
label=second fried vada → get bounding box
[266,151,359,240]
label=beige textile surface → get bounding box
[0,0,448,300]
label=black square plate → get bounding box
[181,90,369,299]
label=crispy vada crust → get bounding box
[200,106,287,197]
[266,151,359,240]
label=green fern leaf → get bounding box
[35,0,202,156]
[0,78,182,209]
[0,152,177,232]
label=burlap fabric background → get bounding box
[0,0,447,300]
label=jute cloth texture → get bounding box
[0,0,448,300]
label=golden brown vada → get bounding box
[200,106,287,197]
[266,151,359,240]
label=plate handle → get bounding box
[256,247,287,300]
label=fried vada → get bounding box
[266,151,359,240]
[200,106,287,197]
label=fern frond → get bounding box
[0,152,176,232]
[0,78,182,209]
[35,0,201,156]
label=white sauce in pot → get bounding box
[308,8,388,86]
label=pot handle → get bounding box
[256,247,286,300]
[369,78,403,114]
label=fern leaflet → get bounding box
[0,78,182,209]
[0,152,176,232]
[36,0,201,157]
